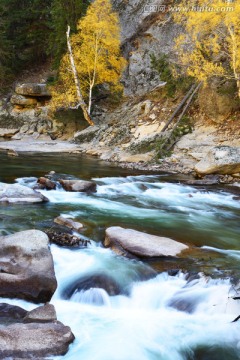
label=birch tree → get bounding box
[51,0,126,125]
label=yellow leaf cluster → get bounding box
[51,0,127,113]
[174,0,240,96]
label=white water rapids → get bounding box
[3,174,240,359]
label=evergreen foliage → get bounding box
[0,0,51,87]
[49,0,90,68]
[0,0,90,88]
[150,54,193,97]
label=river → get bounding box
[0,152,240,359]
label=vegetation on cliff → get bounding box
[174,0,240,97]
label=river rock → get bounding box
[0,230,57,302]
[15,83,50,97]
[182,175,220,186]
[37,176,56,190]
[0,303,74,358]
[23,304,56,323]
[54,216,83,231]
[63,273,121,300]
[195,146,240,175]
[10,94,38,106]
[46,229,89,248]
[104,227,188,258]
[59,179,97,192]
[0,182,49,203]
[0,303,27,325]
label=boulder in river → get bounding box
[104,227,188,258]
[46,229,89,248]
[54,216,83,231]
[63,273,121,300]
[195,146,240,175]
[59,179,97,192]
[0,303,75,358]
[37,176,56,190]
[0,230,57,302]
[0,182,48,203]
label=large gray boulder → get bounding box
[0,182,48,203]
[15,83,50,97]
[104,227,188,258]
[0,303,75,358]
[195,146,240,175]
[0,230,57,302]
[59,179,97,192]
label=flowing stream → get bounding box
[0,152,240,359]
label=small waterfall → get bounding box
[71,287,111,307]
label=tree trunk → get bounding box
[161,84,196,132]
[88,85,93,114]
[237,79,240,99]
[66,26,94,126]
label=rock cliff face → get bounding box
[112,0,179,96]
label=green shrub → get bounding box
[150,53,193,97]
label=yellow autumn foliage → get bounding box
[174,0,240,96]
[51,0,126,114]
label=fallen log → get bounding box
[161,84,197,132]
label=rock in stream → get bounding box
[0,303,75,358]
[0,230,57,302]
[104,226,189,258]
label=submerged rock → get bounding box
[0,230,57,302]
[0,303,74,358]
[59,179,97,192]
[104,226,188,258]
[195,146,240,175]
[0,182,48,203]
[63,273,121,300]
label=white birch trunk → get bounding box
[66,26,94,126]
